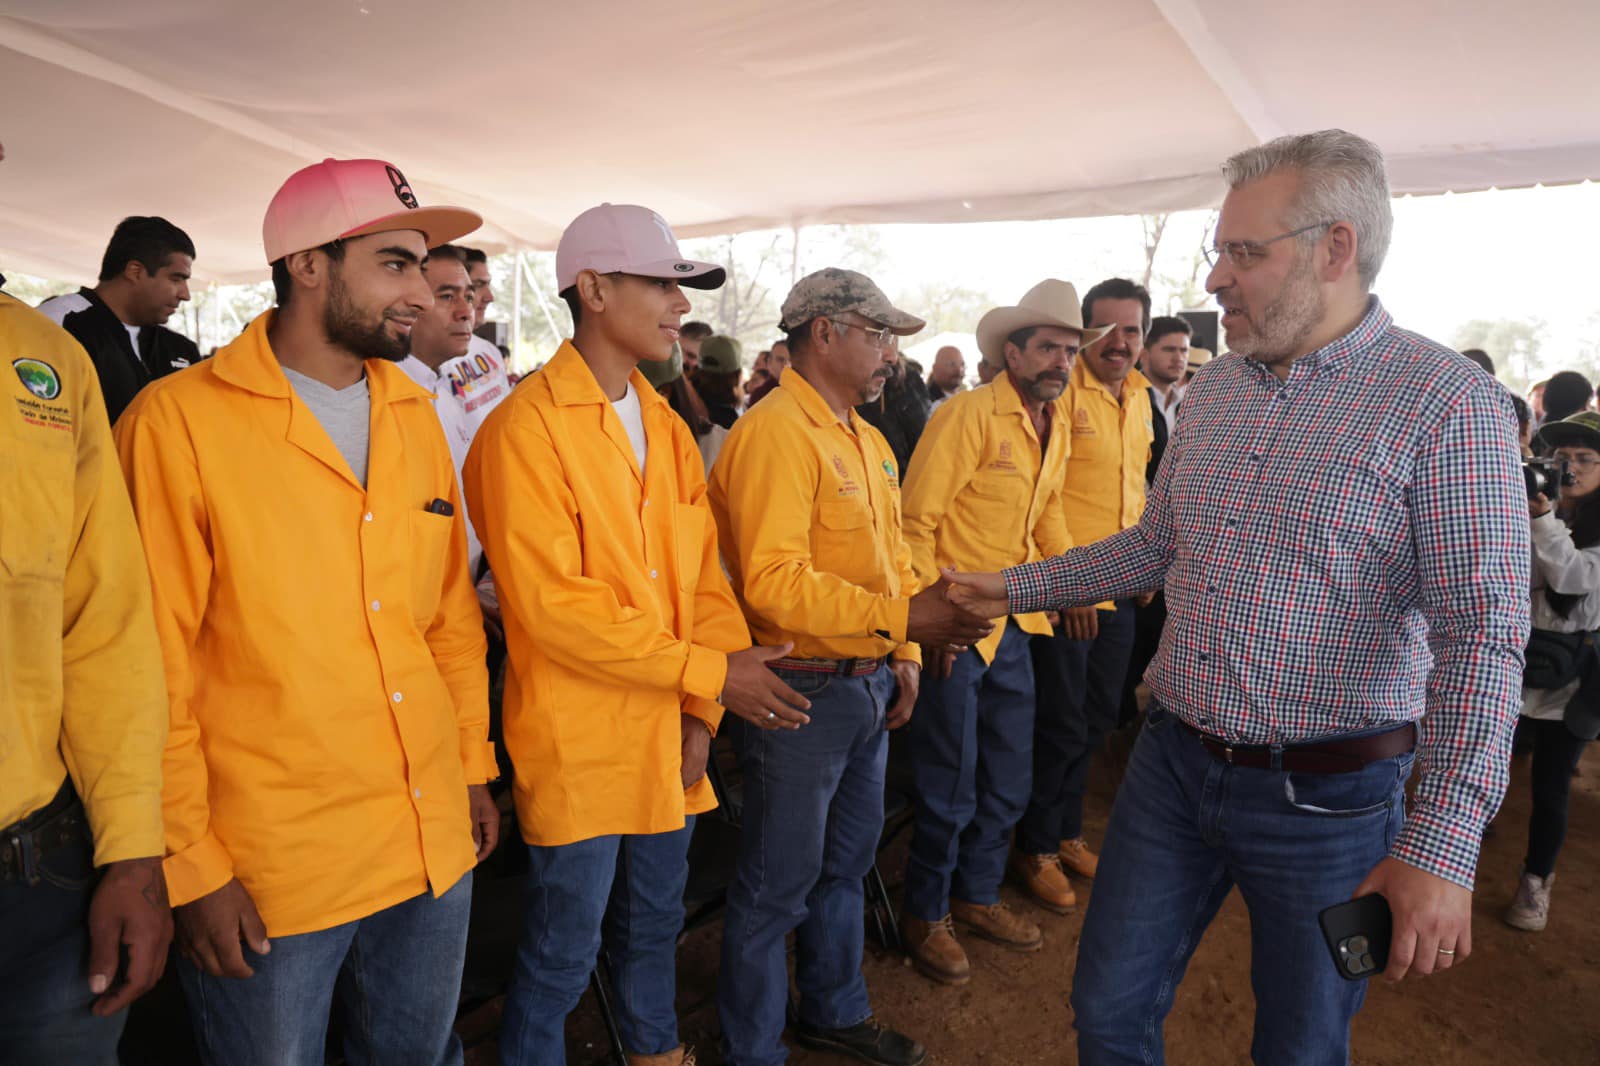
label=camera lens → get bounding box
[1347,935,1368,955]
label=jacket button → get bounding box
[364,512,374,522]
[371,600,381,611]
[392,692,403,703]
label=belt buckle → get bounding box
[838,657,859,676]
[1223,744,1234,764]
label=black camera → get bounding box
[1524,457,1575,501]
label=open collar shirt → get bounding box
[1005,299,1529,888]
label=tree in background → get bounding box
[1452,318,1547,393]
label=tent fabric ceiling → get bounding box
[2,0,1598,285]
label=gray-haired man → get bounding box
[945,130,1527,1063]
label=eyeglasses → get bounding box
[1203,221,1334,269]
[1556,454,1600,469]
[829,319,897,350]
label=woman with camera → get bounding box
[1507,410,1600,931]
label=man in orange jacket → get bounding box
[115,158,495,1066]
[463,204,807,1066]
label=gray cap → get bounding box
[778,268,925,336]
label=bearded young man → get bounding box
[115,159,497,1065]
[944,130,1527,1064]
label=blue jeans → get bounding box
[500,824,695,1065]
[904,625,1035,920]
[719,663,894,1066]
[1019,600,1136,852]
[1071,704,1413,1065]
[0,784,124,1066]
[177,874,472,1066]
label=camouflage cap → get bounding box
[698,335,743,375]
[778,267,925,337]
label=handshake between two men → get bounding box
[718,571,1006,732]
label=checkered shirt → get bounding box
[1005,299,1529,888]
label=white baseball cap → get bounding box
[555,204,725,293]
[263,158,482,264]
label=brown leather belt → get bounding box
[1,781,88,885]
[1175,717,1417,774]
[768,656,884,677]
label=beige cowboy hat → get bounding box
[1186,347,1214,372]
[975,279,1112,369]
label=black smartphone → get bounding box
[1318,893,1391,981]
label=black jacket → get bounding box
[1147,386,1171,485]
[37,288,199,424]
[857,362,932,477]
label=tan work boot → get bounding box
[951,898,1043,952]
[901,913,971,985]
[626,1046,695,1066]
[1059,837,1100,880]
[1008,850,1077,913]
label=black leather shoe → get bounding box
[794,1016,927,1065]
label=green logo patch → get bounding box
[882,459,897,478]
[13,358,61,401]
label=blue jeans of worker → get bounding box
[499,823,695,1065]
[719,664,895,1066]
[1018,600,1136,854]
[0,784,123,1066]
[177,874,471,1066]
[903,626,1035,920]
[1071,703,1413,1065]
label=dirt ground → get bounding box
[459,735,1600,1065]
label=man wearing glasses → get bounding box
[709,268,993,1066]
[943,130,1527,1062]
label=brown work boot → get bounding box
[626,1046,695,1066]
[1059,836,1100,880]
[900,913,971,985]
[1008,850,1077,914]
[951,898,1043,952]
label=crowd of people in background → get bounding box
[1,126,1589,1066]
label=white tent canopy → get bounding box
[3,0,1598,285]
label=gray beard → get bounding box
[1231,256,1325,365]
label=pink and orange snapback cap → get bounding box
[555,203,725,293]
[263,158,482,263]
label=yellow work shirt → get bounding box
[462,341,750,848]
[115,311,493,937]
[0,293,166,863]
[902,372,1073,662]
[1061,359,1154,546]
[708,367,921,665]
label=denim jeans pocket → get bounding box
[1281,756,1404,819]
[772,668,834,699]
[36,826,96,892]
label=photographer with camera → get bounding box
[1506,410,1600,931]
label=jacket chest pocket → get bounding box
[815,499,874,576]
[1,427,72,581]
[408,510,454,624]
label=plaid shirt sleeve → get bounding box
[1005,416,1180,613]
[1391,380,1529,888]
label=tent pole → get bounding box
[790,224,802,286]
[511,249,524,367]
[521,255,564,341]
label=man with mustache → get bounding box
[942,130,1527,1062]
[464,204,807,1066]
[710,268,993,1065]
[1010,278,1154,911]
[114,159,497,1064]
[38,216,200,424]
[896,281,1107,984]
